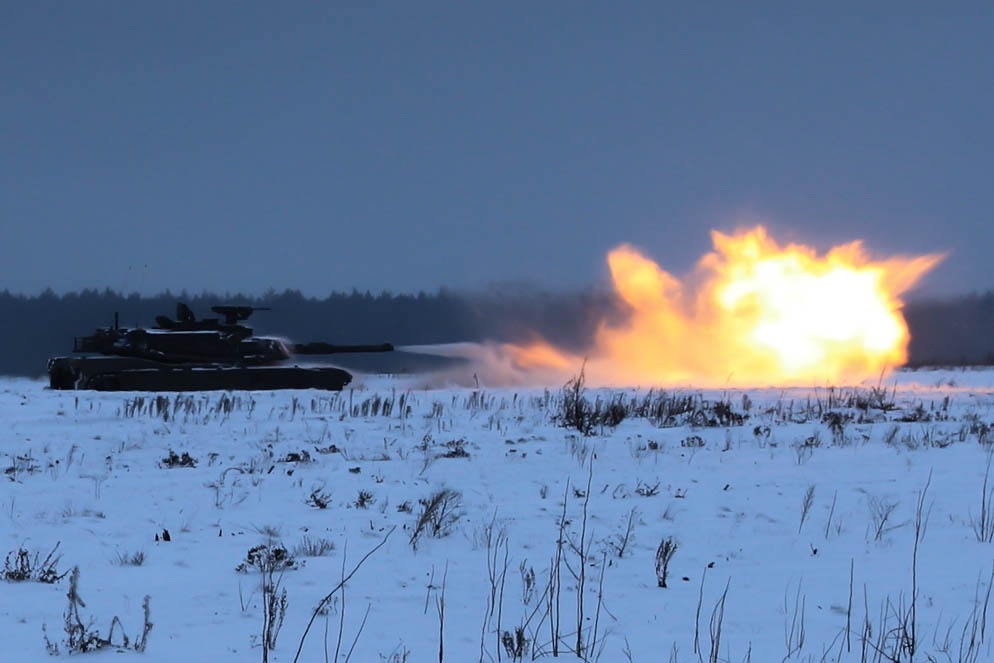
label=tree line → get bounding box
[1,287,991,377]
[0,287,609,377]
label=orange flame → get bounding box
[505,226,943,387]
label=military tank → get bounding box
[47,303,393,391]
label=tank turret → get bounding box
[48,303,393,391]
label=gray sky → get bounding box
[2,2,992,298]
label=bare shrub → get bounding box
[293,536,335,558]
[354,490,375,509]
[159,450,197,468]
[409,489,464,550]
[440,438,470,459]
[971,451,994,543]
[236,544,296,662]
[379,643,411,662]
[655,537,678,588]
[477,513,509,658]
[635,480,661,497]
[260,571,287,661]
[520,562,537,606]
[557,366,595,435]
[4,542,67,583]
[501,626,529,661]
[868,496,904,542]
[821,411,853,444]
[824,490,838,541]
[608,507,640,559]
[307,488,332,510]
[798,484,815,534]
[4,451,41,480]
[112,550,146,567]
[783,581,806,659]
[708,581,730,663]
[236,543,300,574]
[43,566,152,655]
[555,366,630,435]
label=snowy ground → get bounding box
[2,368,994,662]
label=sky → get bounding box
[2,2,992,298]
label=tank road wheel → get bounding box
[84,373,119,391]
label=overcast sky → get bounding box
[2,2,992,298]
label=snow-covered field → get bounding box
[3,368,994,662]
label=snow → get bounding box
[2,368,994,662]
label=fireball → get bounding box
[504,226,943,387]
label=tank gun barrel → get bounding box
[294,342,394,355]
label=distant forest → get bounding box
[0,288,612,377]
[1,288,993,377]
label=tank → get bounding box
[47,303,394,391]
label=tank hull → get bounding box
[48,356,353,392]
